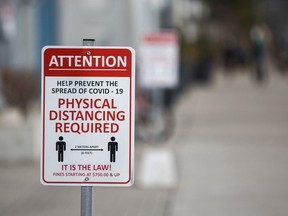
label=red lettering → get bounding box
[55,122,63,132]
[49,110,57,120]
[66,99,74,108]
[58,98,65,108]
[94,99,101,108]
[111,123,119,133]
[103,123,109,132]
[111,99,117,109]
[95,123,102,132]
[75,98,83,108]
[102,99,109,108]
[64,122,69,131]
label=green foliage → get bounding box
[206,0,263,30]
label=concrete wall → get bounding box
[0,108,40,162]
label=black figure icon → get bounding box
[56,136,66,162]
[108,136,118,162]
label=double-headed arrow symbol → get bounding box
[70,148,103,151]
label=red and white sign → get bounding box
[41,46,135,186]
[139,31,179,88]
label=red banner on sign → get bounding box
[43,48,132,77]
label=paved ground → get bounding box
[170,71,288,216]
[1,69,288,216]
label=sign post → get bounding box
[41,40,135,200]
[138,32,179,141]
[81,39,95,216]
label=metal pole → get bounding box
[81,38,95,216]
[81,186,93,216]
[83,39,96,46]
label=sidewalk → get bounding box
[1,70,288,216]
[170,71,288,216]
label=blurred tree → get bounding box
[206,0,263,39]
[0,70,37,116]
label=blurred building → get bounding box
[0,0,37,69]
[264,0,288,71]
[0,0,177,161]
[58,0,134,46]
[3,0,287,162]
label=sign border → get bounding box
[41,46,135,186]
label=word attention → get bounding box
[49,55,127,68]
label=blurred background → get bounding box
[0,0,288,215]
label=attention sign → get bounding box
[41,46,135,186]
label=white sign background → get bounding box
[41,47,135,186]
